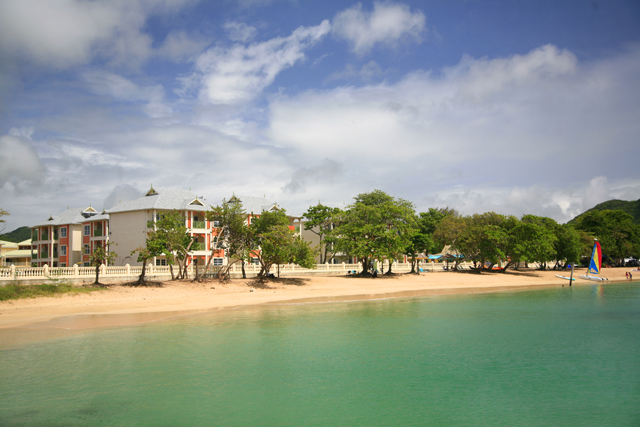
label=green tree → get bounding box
[506,215,558,270]
[203,199,250,282]
[330,190,416,275]
[575,209,640,264]
[405,214,436,273]
[131,231,167,284]
[436,212,509,271]
[303,204,342,264]
[155,211,194,280]
[553,224,584,267]
[250,209,317,278]
[89,243,117,285]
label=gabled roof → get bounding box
[32,207,96,227]
[107,188,211,214]
[228,195,278,214]
[0,240,18,249]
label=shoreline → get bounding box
[1,267,634,334]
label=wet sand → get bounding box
[1,267,633,333]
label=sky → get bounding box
[1,0,640,232]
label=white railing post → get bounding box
[126,264,130,275]
[43,264,49,277]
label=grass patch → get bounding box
[0,282,106,301]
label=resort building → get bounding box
[26,187,306,269]
[107,187,216,267]
[0,239,33,266]
[30,207,110,267]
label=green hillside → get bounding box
[568,199,640,225]
[0,226,32,243]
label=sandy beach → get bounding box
[1,267,634,332]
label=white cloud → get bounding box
[0,135,45,187]
[224,22,258,43]
[0,0,199,69]
[269,44,634,162]
[448,44,578,102]
[332,2,426,55]
[266,44,640,220]
[82,71,172,118]
[419,177,640,223]
[186,20,331,104]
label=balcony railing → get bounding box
[94,229,103,237]
[192,220,206,229]
[191,242,205,251]
[53,251,58,258]
[40,252,48,258]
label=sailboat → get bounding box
[579,240,609,281]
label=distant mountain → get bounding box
[568,199,640,225]
[0,226,32,243]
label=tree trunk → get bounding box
[387,260,392,274]
[169,264,175,280]
[138,259,147,284]
[361,257,369,275]
[410,258,416,274]
[241,259,246,279]
[94,264,100,285]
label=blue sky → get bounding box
[1,0,639,232]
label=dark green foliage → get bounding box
[569,199,640,225]
[330,190,416,274]
[574,209,640,263]
[303,204,342,264]
[0,226,31,243]
[250,209,317,277]
[204,199,250,281]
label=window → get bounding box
[84,225,90,236]
[61,246,67,256]
[213,220,220,227]
[213,258,223,266]
[60,227,67,238]
[156,259,167,266]
[252,257,260,265]
[83,262,90,267]
[83,245,90,255]
[61,263,66,267]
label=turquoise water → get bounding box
[1,283,639,426]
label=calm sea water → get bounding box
[1,283,639,426]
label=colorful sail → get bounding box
[588,241,602,275]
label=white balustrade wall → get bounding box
[0,260,472,284]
